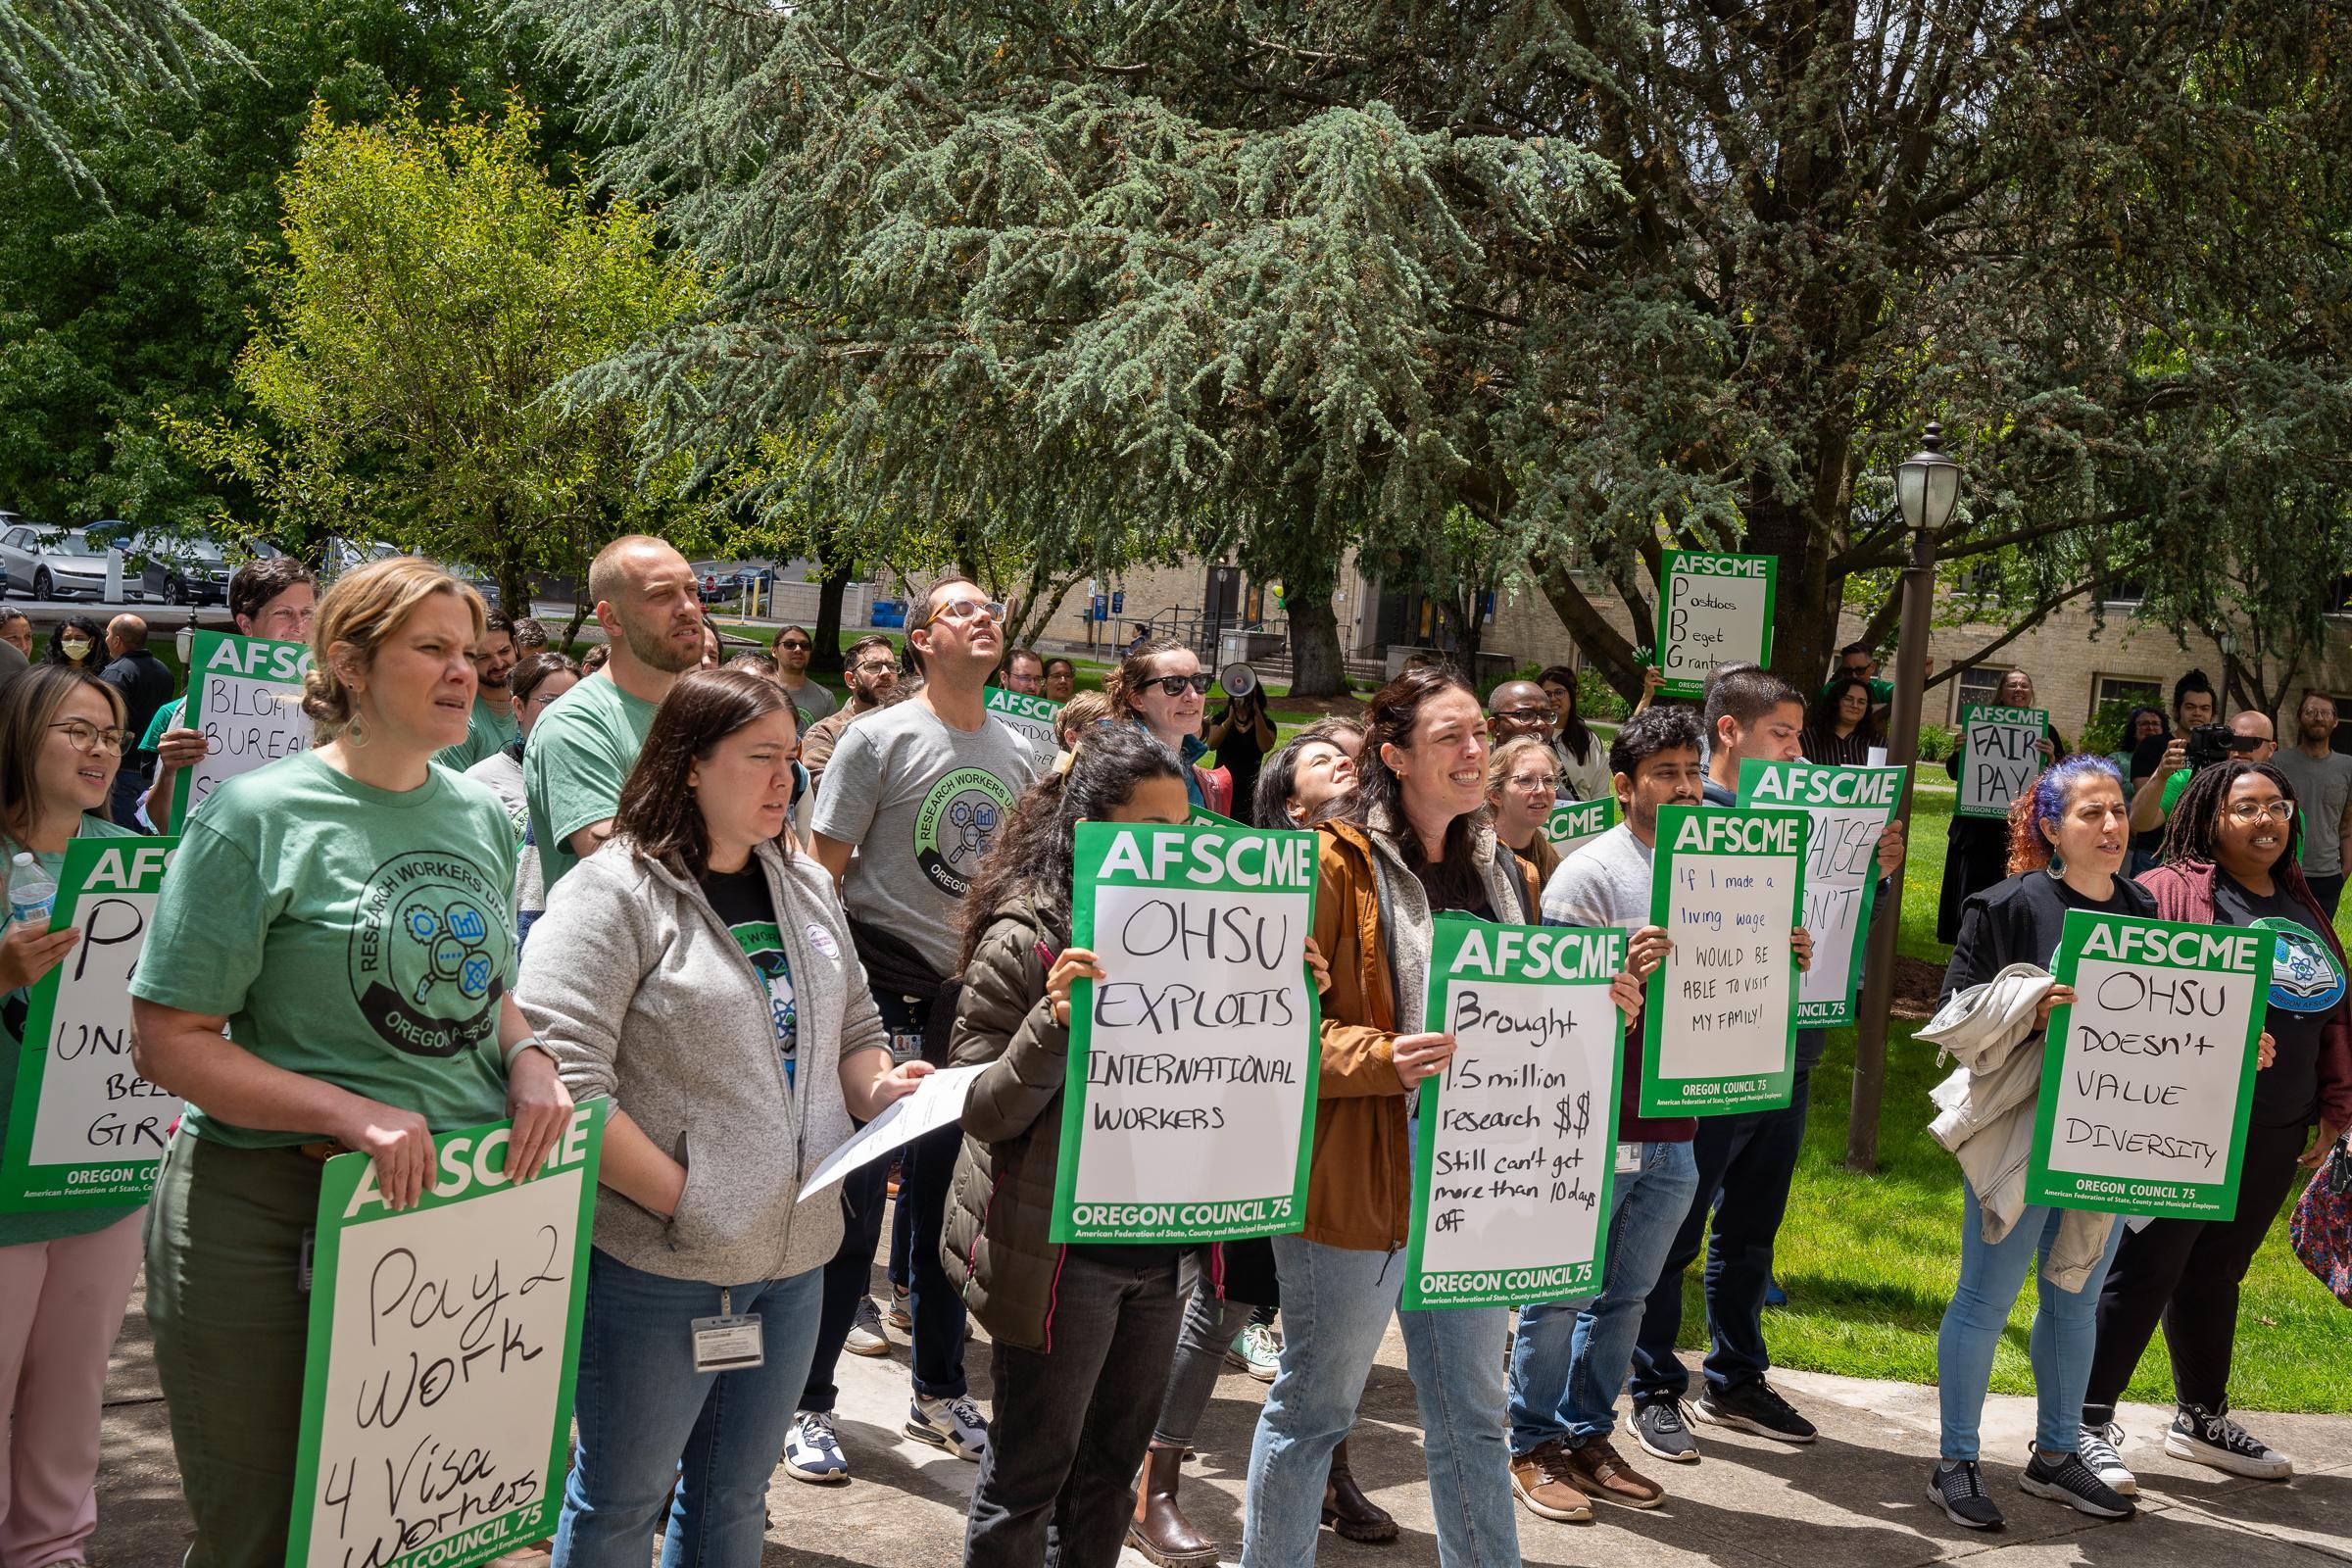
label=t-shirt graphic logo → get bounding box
[2250,915,2346,1012]
[348,853,510,1056]
[914,765,1019,898]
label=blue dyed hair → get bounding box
[2009,754,2125,874]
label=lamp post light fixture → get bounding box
[1848,421,1964,1171]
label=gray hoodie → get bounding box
[519,834,887,1285]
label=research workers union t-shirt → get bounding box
[809,701,1041,976]
[129,752,519,1148]
[524,671,660,892]
[703,864,799,1086]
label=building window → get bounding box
[1951,665,2006,722]
[2092,674,2162,720]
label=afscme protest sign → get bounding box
[1956,705,2048,820]
[1544,795,1620,860]
[1654,550,1776,701]
[1053,821,1319,1244]
[984,685,1061,755]
[175,629,314,818]
[1406,917,1625,1309]
[1740,760,1903,1028]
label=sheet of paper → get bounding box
[796,1063,986,1200]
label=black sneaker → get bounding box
[2165,1402,2293,1479]
[1633,1398,1700,1463]
[1694,1378,1817,1444]
[2020,1449,2135,1520]
[1928,1460,2004,1530]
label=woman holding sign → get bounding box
[2075,760,2349,1491]
[128,559,575,1568]
[1936,668,2063,943]
[520,667,928,1568]
[0,666,144,1568]
[1928,756,2145,1530]
[1106,635,1228,813]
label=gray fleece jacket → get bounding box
[519,835,887,1285]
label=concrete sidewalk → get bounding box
[89,1269,2351,1567]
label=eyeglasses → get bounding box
[1492,707,1551,723]
[929,598,1004,625]
[1150,673,1213,697]
[49,721,126,756]
[2226,800,2296,823]
[851,658,897,675]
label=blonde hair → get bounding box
[1487,734,1559,798]
[302,557,486,742]
[1056,690,1114,748]
[0,666,126,845]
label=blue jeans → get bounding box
[1628,1071,1812,1403]
[1509,1139,1699,1453]
[1242,1234,1517,1568]
[554,1250,823,1568]
[1935,1184,2125,1461]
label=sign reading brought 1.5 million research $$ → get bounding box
[1642,805,1806,1114]
[1406,917,1626,1309]
[1655,550,1776,701]
[1053,821,1320,1245]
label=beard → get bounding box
[623,616,703,674]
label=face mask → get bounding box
[60,640,91,661]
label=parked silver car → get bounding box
[0,523,120,600]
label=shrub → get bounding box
[1916,723,1957,762]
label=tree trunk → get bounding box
[810,565,851,674]
[1286,593,1347,697]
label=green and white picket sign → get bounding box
[1642,805,1807,1115]
[1543,795,1621,861]
[1955,704,2049,820]
[985,684,1062,755]
[1739,760,1905,1028]
[1190,805,1245,828]
[0,835,180,1209]
[1405,917,1626,1309]
[2027,910,2270,1219]
[286,1100,607,1568]
[1052,820,1320,1244]
[1654,550,1776,701]
[175,629,314,819]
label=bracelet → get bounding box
[506,1034,554,1067]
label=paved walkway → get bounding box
[89,1265,2350,1568]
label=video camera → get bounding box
[2184,722,2265,771]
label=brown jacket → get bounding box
[1307,812,1538,1250]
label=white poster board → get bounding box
[985,686,1062,755]
[1655,551,1776,700]
[1739,760,1904,1027]
[1956,705,2049,820]
[175,629,314,817]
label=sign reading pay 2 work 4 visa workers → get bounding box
[2028,909,2270,1220]
[0,835,181,1209]
[175,629,314,819]
[1053,820,1320,1245]
[1739,760,1904,1028]
[1405,917,1626,1310]
[1655,550,1776,701]
[287,1101,606,1568]
[1642,805,1807,1115]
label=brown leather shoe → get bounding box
[1322,1437,1399,1543]
[1509,1439,1594,1523]
[1562,1436,1665,1508]
[1130,1443,1219,1565]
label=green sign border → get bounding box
[1738,760,1905,1029]
[1404,915,1626,1309]
[1641,804,1807,1115]
[1954,704,2050,820]
[1051,820,1320,1244]
[1543,795,1620,859]
[0,834,179,1209]
[284,1101,607,1568]
[1655,549,1777,702]
[173,628,314,821]
[2025,908,2269,1219]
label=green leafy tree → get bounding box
[514,1,2352,697]
[164,95,708,612]
[0,0,241,195]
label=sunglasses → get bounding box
[778,639,813,652]
[1151,673,1213,697]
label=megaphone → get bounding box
[1219,662,1259,699]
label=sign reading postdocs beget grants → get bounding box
[287,1101,607,1568]
[984,685,1062,756]
[1053,820,1319,1244]
[1405,917,1626,1309]
[1956,705,2049,820]
[1655,550,1776,701]
[2028,910,2269,1219]
[1642,805,1806,1115]
[0,835,181,1208]
[1544,795,1621,861]
[176,629,313,818]
[1739,760,1904,1028]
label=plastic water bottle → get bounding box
[7,851,56,930]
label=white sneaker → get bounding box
[844,1296,889,1357]
[907,1395,988,1460]
[2077,1421,2137,1496]
[783,1410,849,1483]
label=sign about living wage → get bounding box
[1956,705,2050,820]
[1543,795,1621,861]
[1052,820,1320,1244]
[1642,805,1806,1114]
[2027,910,2269,1219]
[1740,760,1905,1027]
[286,1100,606,1568]
[176,629,314,818]
[1405,917,1626,1309]
[985,685,1062,756]
[1655,550,1777,700]
[0,836,181,1209]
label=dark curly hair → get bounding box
[2158,759,2307,881]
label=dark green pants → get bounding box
[142,1132,320,1568]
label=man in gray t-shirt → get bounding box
[2272,693,2352,916]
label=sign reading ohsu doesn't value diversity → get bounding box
[176,630,314,818]
[1053,821,1320,1244]
[1655,551,1776,701]
[1740,760,1904,1028]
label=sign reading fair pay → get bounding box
[1054,820,1320,1245]
[175,629,314,819]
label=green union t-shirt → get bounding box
[523,672,661,891]
[128,752,519,1148]
[435,693,521,774]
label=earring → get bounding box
[346,705,368,748]
[2045,850,2066,878]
